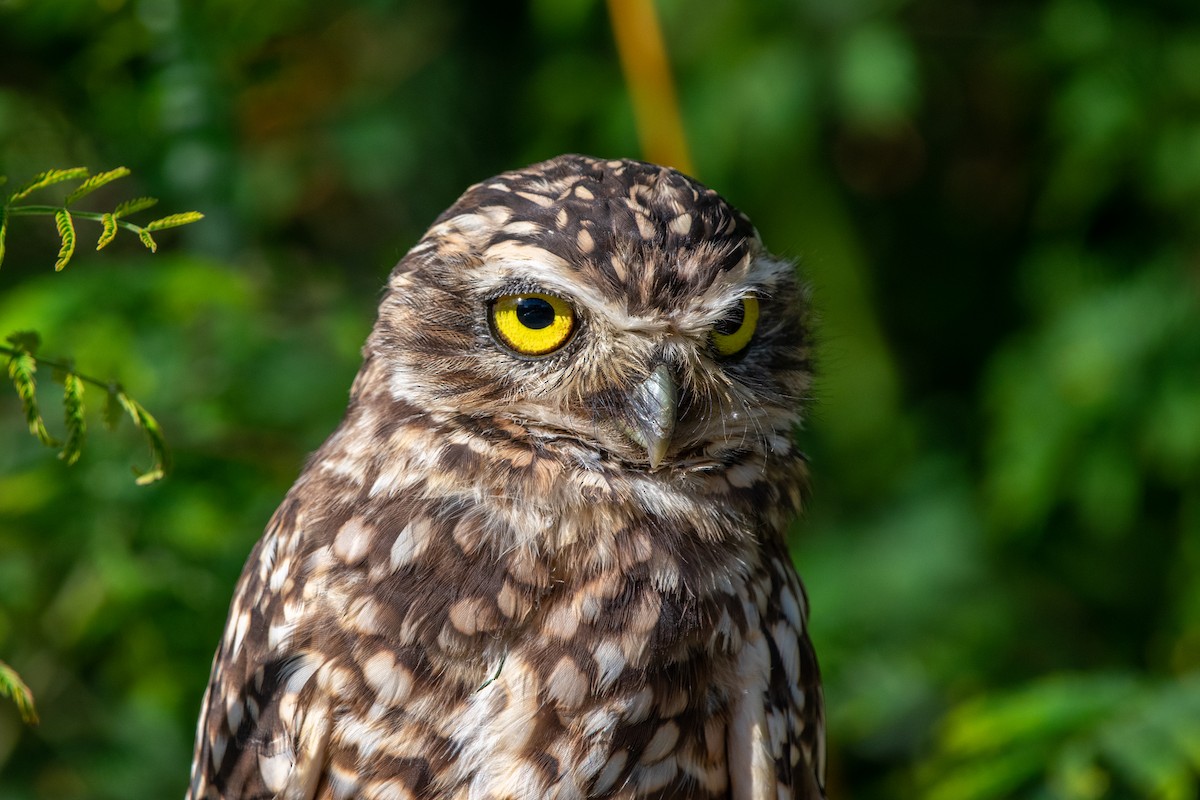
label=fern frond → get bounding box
[0,165,196,484]
[9,167,90,202]
[96,213,118,250]
[6,348,57,447]
[144,211,205,231]
[60,372,86,465]
[64,166,131,205]
[116,391,169,484]
[137,229,158,253]
[113,197,158,219]
[53,209,76,271]
[0,660,38,725]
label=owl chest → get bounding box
[303,487,765,795]
[429,586,749,800]
[308,583,747,798]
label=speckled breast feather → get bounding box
[187,154,825,800]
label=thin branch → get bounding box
[7,205,158,238]
[0,344,121,394]
[606,0,694,174]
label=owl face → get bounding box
[368,155,811,472]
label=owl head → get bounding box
[365,155,812,474]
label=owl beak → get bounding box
[627,363,678,469]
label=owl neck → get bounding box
[283,375,809,686]
[311,374,807,568]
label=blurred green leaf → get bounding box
[834,23,918,127]
[0,659,38,725]
[926,675,1200,800]
[6,346,57,447]
[63,166,131,206]
[97,212,117,250]
[53,208,75,271]
[143,211,204,232]
[112,197,158,219]
[0,203,7,268]
[115,390,169,484]
[8,167,89,202]
[7,330,41,354]
[137,228,157,253]
[60,371,85,466]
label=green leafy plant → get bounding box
[921,673,1200,800]
[0,167,201,485]
[0,660,37,725]
[0,166,201,728]
[0,167,203,268]
[3,330,168,483]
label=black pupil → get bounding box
[714,303,745,336]
[516,297,556,329]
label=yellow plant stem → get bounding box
[606,0,694,175]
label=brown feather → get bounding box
[188,155,823,799]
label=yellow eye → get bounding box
[711,295,759,357]
[490,292,576,356]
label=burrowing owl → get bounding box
[188,155,824,799]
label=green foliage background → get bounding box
[1,1,1198,797]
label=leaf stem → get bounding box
[0,344,120,394]
[6,204,149,235]
[606,0,693,174]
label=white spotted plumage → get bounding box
[188,154,824,799]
